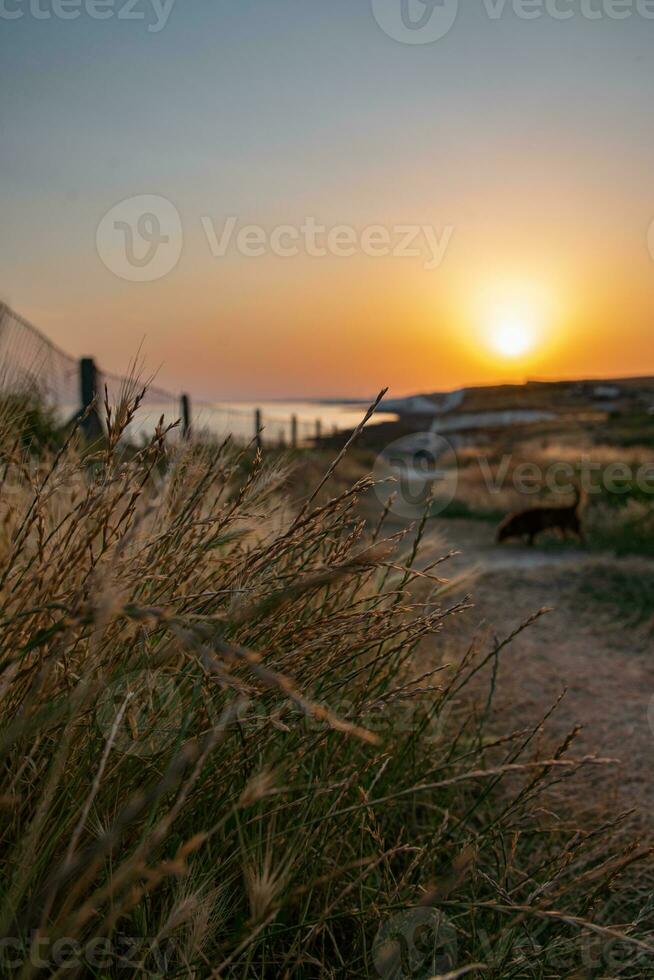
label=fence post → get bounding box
[315,419,322,443]
[255,409,262,451]
[181,394,191,438]
[79,357,101,439]
[291,414,298,449]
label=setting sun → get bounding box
[473,284,555,368]
[490,318,537,359]
[4,3,654,961]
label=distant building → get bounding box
[593,385,621,400]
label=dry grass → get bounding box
[430,437,654,557]
[0,388,652,977]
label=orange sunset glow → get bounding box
[2,5,653,401]
[6,3,654,964]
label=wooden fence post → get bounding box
[255,409,262,451]
[79,357,101,439]
[181,394,191,438]
[315,419,322,443]
[291,414,298,449]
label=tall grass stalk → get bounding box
[0,389,651,978]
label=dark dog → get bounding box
[497,487,585,546]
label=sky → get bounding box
[1,0,653,399]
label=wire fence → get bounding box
[0,303,78,410]
[0,303,331,448]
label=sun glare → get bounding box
[490,318,536,359]
[467,281,553,368]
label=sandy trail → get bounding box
[405,516,654,830]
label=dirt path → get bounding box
[413,517,654,830]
